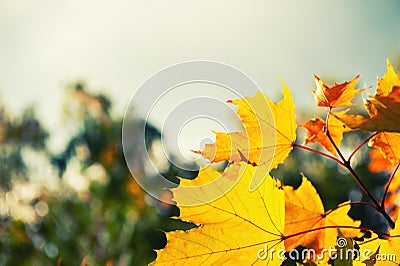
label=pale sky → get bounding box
[1,0,400,158]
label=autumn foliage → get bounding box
[151,60,400,265]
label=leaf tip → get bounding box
[190,149,202,155]
[386,58,393,68]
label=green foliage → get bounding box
[0,83,181,265]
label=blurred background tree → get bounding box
[0,82,190,266]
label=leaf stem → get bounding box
[347,132,379,162]
[282,225,390,241]
[293,143,345,167]
[325,109,347,163]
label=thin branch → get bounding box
[349,201,380,210]
[325,109,347,163]
[323,109,395,228]
[348,162,395,228]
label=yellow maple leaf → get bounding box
[339,60,400,132]
[196,81,296,190]
[151,163,286,265]
[199,90,276,164]
[312,74,363,108]
[376,59,400,97]
[300,110,351,155]
[284,176,361,254]
[354,214,400,266]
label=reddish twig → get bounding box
[319,109,395,228]
[347,132,379,162]
[293,143,345,167]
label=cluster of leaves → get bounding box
[152,60,400,265]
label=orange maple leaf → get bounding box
[367,130,400,173]
[387,171,400,195]
[383,193,400,223]
[284,176,361,254]
[339,87,400,132]
[300,110,350,155]
[369,132,400,166]
[368,149,394,173]
[383,170,400,222]
[312,74,363,108]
